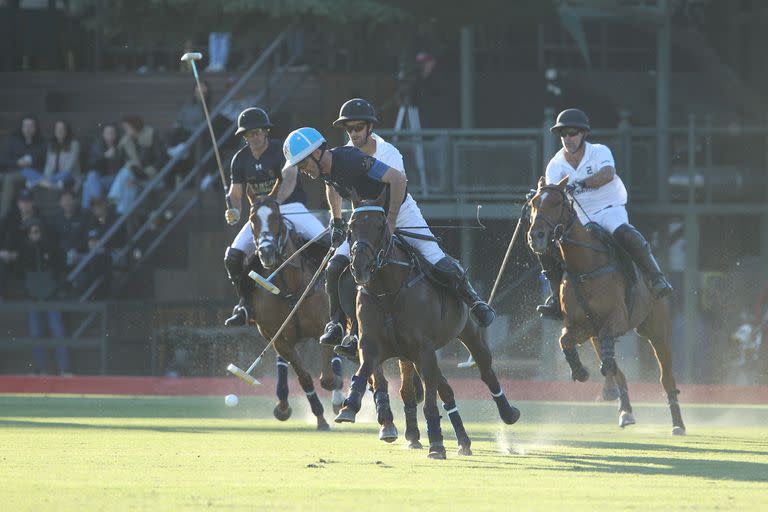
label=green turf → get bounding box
[1,396,767,511]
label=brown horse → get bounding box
[335,203,520,459]
[248,198,342,430]
[527,177,685,435]
[249,198,411,441]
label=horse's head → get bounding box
[348,202,391,286]
[249,197,286,269]
[527,176,573,255]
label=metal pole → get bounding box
[683,113,698,382]
[656,0,671,203]
[460,25,475,129]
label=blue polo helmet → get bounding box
[282,127,326,171]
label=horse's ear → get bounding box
[537,176,546,189]
[556,176,569,188]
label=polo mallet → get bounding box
[227,247,336,385]
[180,51,233,210]
[457,205,527,369]
[249,227,331,295]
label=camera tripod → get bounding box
[393,99,429,197]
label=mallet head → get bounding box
[227,364,261,386]
[180,52,203,62]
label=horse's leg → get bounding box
[398,359,422,449]
[598,335,618,377]
[561,332,589,382]
[371,365,398,443]
[317,342,345,414]
[415,347,446,460]
[273,355,292,421]
[460,327,520,425]
[278,343,329,431]
[435,374,472,456]
[590,338,620,401]
[638,303,686,435]
[335,335,378,424]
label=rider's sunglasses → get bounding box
[344,122,368,134]
[559,128,582,137]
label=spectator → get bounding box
[50,187,87,274]
[0,188,41,298]
[26,120,81,190]
[108,116,166,214]
[85,195,125,253]
[168,80,210,153]
[17,216,70,375]
[82,123,124,210]
[1,115,46,217]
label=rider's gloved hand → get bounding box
[565,179,586,194]
[330,218,346,248]
[225,208,241,226]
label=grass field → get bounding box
[1,395,767,511]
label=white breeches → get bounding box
[576,204,629,235]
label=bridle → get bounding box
[530,186,608,254]
[349,205,393,275]
[253,199,292,269]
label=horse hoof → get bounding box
[317,420,331,431]
[672,426,686,436]
[273,404,292,421]
[457,445,472,456]
[427,445,447,460]
[379,424,398,443]
[602,385,621,401]
[334,408,356,424]
[500,405,521,425]
[408,440,423,450]
[619,411,636,428]
[571,367,590,382]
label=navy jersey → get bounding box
[230,139,306,205]
[324,146,398,202]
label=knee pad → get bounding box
[325,255,349,291]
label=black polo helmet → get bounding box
[333,98,378,127]
[550,108,590,134]
[235,107,273,135]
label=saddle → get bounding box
[583,222,639,311]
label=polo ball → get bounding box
[225,394,239,407]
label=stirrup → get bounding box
[224,305,248,327]
[334,334,359,362]
[536,296,562,320]
[651,275,674,299]
[470,301,496,327]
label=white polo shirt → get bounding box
[545,141,627,217]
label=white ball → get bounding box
[224,394,239,407]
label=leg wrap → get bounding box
[276,356,289,402]
[563,347,582,369]
[304,388,324,417]
[373,389,394,426]
[331,356,342,379]
[425,414,443,446]
[404,404,420,442]
[343,374,366,412]
[599,336,617,377]
[443,402,470,447]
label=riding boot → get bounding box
[224,247,254,326]
[320,255,349,345]
[433,257,495,327]
[536,252,563,320]
[614,224,673,299]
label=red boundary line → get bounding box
[0,376,766,404]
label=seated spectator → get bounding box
[168,80,209,154]
[1,115,46,217]
[25,120,81,191]
[108,115,166,215]
[17,216,70,375]
[85,195,125,254]
[0,188,41,298]
[82,123,124,210]
[49,187,87,274]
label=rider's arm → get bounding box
[326,184,343,220]
[582,165,615,189]
[272,166,298,204]
[227,182,243,210]
[380,168,407,229]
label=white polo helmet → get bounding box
[282,127,326,171]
